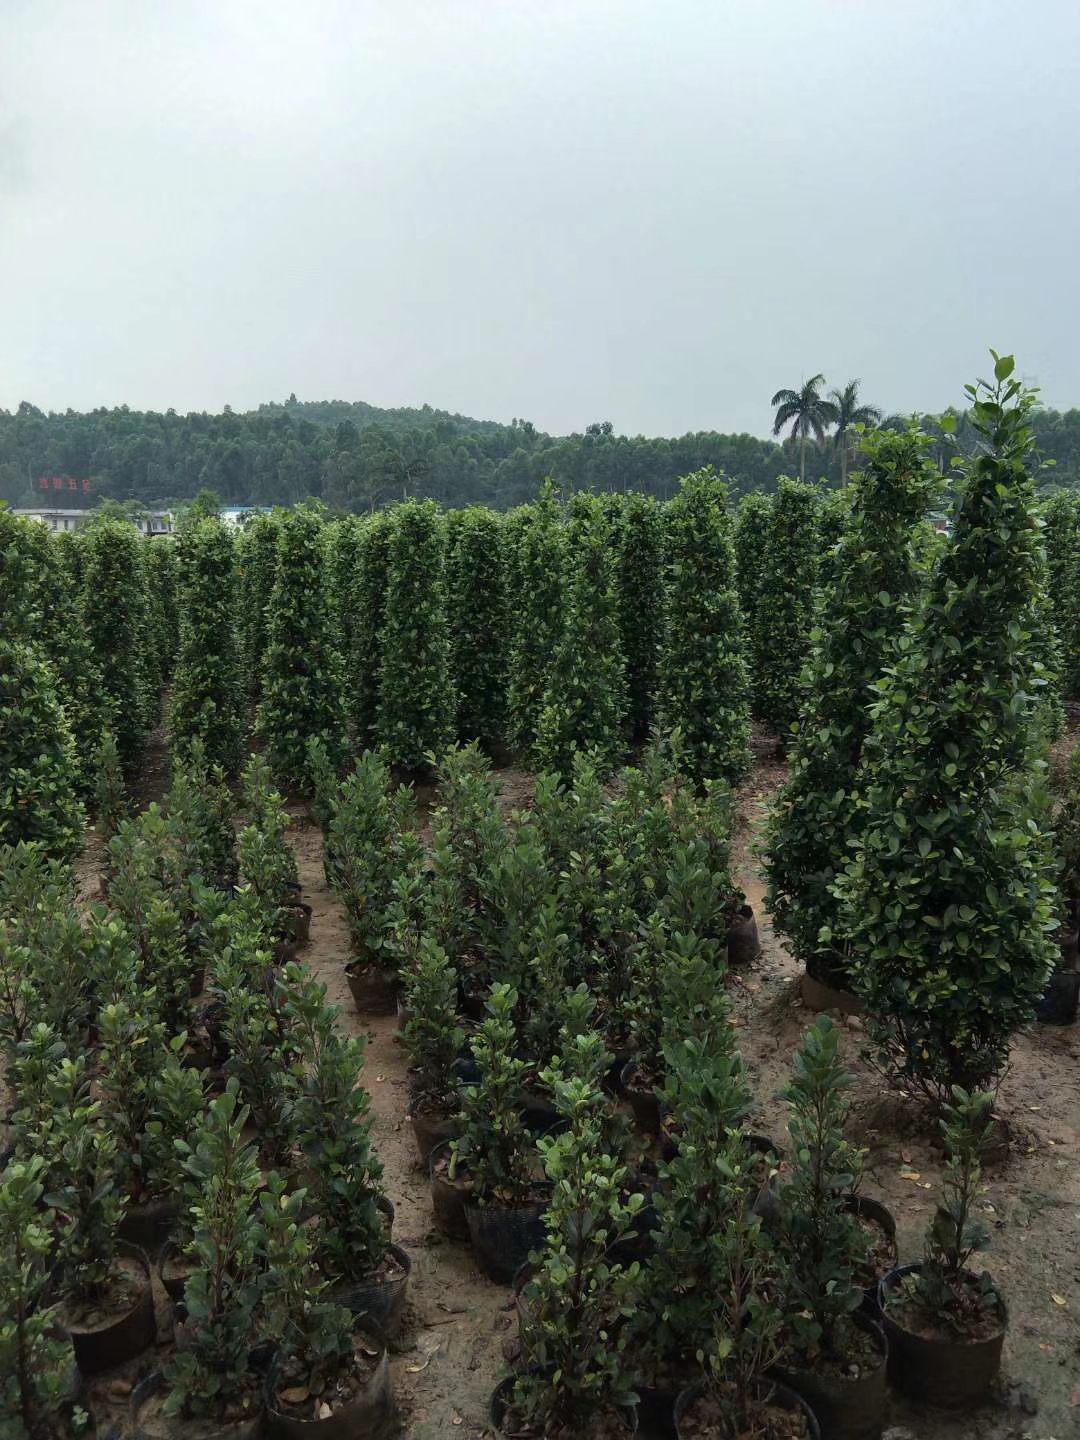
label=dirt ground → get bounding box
[75,739,1079,1439]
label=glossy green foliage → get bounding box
[349,511,392,744]
[506,485,565,756]
[257,508,339,789]
[1040,489,1080,699]
[535,494,627,780]
[0,640,85,862]
[79,517,154,766]
[377,500,454,770]
[236,511,281,699]
[732,490,770,688]
[839,361,1060,1101]
[451,982,536,1205]
[658,468,751,788]
[753,477,821,739]
[169,518,245,774]
[446,506,508,747]
[763,427,937,969]
[615,492,664,741]
[323,515,364,734]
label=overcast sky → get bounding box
[1,1,1077,437]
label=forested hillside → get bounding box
[3,392,1079,512]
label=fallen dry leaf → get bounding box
[1071,1388,1080,1406]
[317,1403,332,1420]
[899,1167,921,1182]
[279,1387,309,1405]
[1051,1293,1067,1306]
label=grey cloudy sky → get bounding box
[1,0,1077,437]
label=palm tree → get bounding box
[828,379,883,486]
[770,375,838,483]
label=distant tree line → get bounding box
[2,391,1079,513]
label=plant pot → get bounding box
[61,1241,156,1375]
[801,952,864,1016]
[273,938,300,966]
[263,1326,398,1440]
[344,960,398,1017]
[118,1193,181,1255]
[602,1049,633,1098]
[877,1263,1006,1407]
[674,1377,820,1439]
[521,1089,562,1134]
[489,1376,637,1437]
[1060,925,1079,969]
[842,1195,898,1309]
[131,1368,263,1440]
[395,992,414,1032]
[1035,964,1080,1024]
[772,1312,888,1440]
[726,903,761,966]
[621,1060,661,1134]
[285,903,313,946]
[429,1140,472,1241]
[409,1104,459,1166]
[465,1194,548,1285]
[158,1238,190,1305]
[328,1243,411,1338]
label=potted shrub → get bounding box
[285,970,408,1336]
[772,1018,887,1440]
[36,1054,156,1375]
[450,983,544,1282]
[400,936,465,1163]
[136,1082,267,1439]
[0,1157,87,1440]
[259,1175,397,1438]
[672,1130,817,1440]
[878,1088,1007,1407]
[492,1065,642,1438]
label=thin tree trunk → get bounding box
[800,428,806,484]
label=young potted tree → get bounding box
[491,1065,642,1438]
[772,1018,887,1440]
[259,1175,398,1438]
[0,1157,87,1440]
[285,970,408,1336]
[449,983,544,1282]
[134,1082,267,1440]
[401,936,465,1163]
[878,1088,1007,1407]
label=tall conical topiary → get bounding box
[657,467,751,788]
[325,515,365,739]
[351,511,392,746]
[169,518,245,774]
[753,477,821,740]
[0,639,85,862]
[256,508,339,789]
[615,492,664,743]
[1041,489,1080,700]
[838,358,1059,1104]
[732,490,770,709]
[236,511,281,701]
[763,426,938,983]
[535,494,627,779]
[377,500,454,770]
[145,538,180,681]
[446,506,508,748]
[506,484,565,758]
[80,517,154,767]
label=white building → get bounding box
[12,508,174,536]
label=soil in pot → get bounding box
[466,1192,549,1285]
[489,1375,637,1438]
[772,1311,887,1440]
[409,1102,459,1166]
[117,1192,181,1254]
[843,1195,898,1308]
[131,1368,263,1440]
[429,1140,473,1241]
[726,904,761,966]
[674,1378,820,1439]
[344,960,398,1016]
[878,1263,1007,1407]
[326,1242,411,1337]
[621,1061,662,1135]
[58,1242,156,1375]
[264,1329,397,1439]
[158,1238,192,1305]
[1035,965,1080,1024]
[800,952,863,1017]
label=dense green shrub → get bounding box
[657,467,751,788]
[535,494,627,779]
[80,517,154,766]
[324,515,364,735]
[732,490,770,694]
[236,511,281,700]
[446,506,508,747]
[506,484,565,756]
[763,427,937,976]
[350,511,392,744]
[377,500,454,770]
[615,493,664,742]
[1041,489,1080,699]
[256,508,339,788]
[0,640,85,862]
[169,518,245,773]
[753,477,821,739]
[838,360,1059,1103]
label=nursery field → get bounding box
[67,735,1080,1440]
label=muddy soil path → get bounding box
[290,746,1079,1440]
